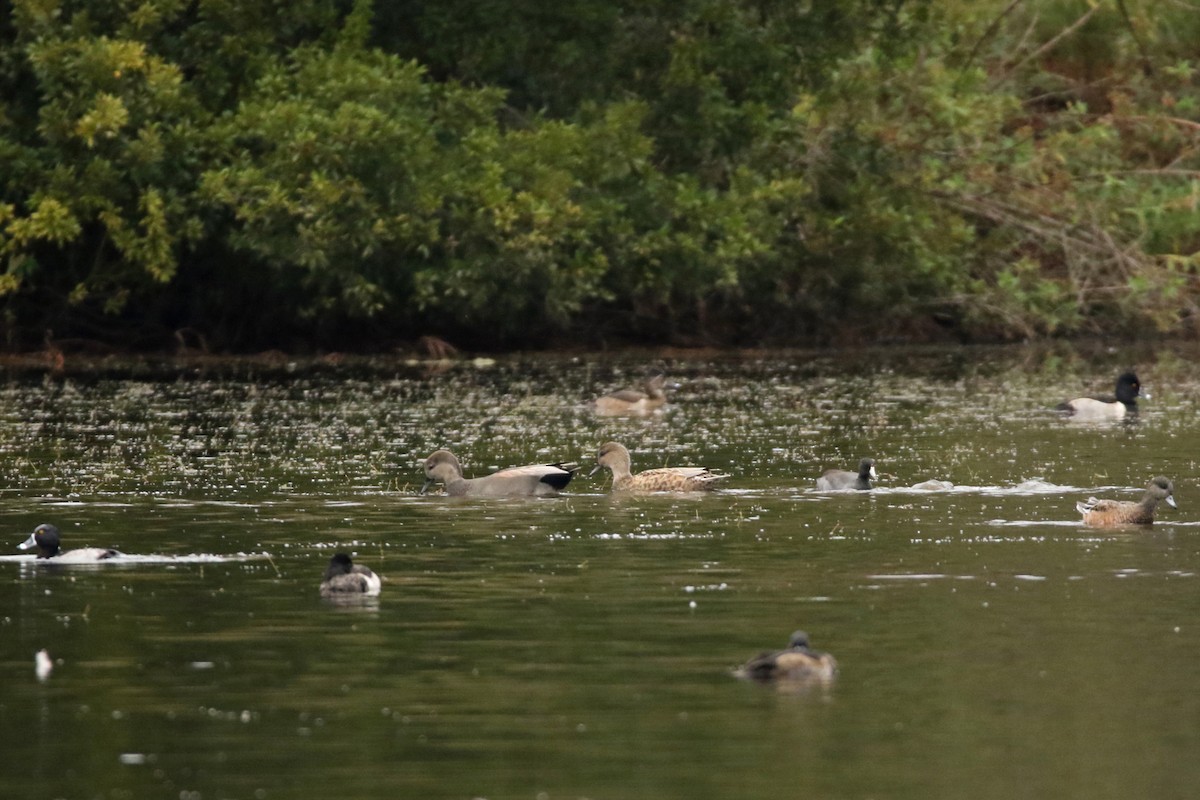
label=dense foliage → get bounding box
[0,0,1198,351]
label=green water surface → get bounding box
[1,343,1198,800]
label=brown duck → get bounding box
[593,372,671,417]
[591,441,724,493]
[1076,476,1177,526]
[734,631,838,683]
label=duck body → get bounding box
[17,524,121,562]
[591,441,724,493]
[735,631,838,683]
[594,373,669,416]
[1077,476,1177,526]
[421,450,579,497]
[816,458,877,491]
[319,553,382,597]
[1057,372,1144,420]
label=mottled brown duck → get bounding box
[591,441,724,493]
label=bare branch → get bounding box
[1089,169,1200,179]
[930,190,1144,274]
[1115,0,1154,76]
[991,4,1100,89]
[958,0,1024,84]
[1116,114,1200,133]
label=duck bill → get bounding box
[869,466,878,480]
[1166,495,1178,509]
[17,532,37,550]
[419,477,435,495]
[588,464,602,477]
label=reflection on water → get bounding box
[1,343,1199,799]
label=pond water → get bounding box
[1,342,1199,800]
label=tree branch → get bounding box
[958,0,1024,88]
[1115,0,1154,77]
[990,4,1100,89]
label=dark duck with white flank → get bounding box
[319,553,382,597]
[17,524,121,563]
[816,458,877,491]
[1057,372,1145,420]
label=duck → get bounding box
[1056,372,1145,420]
[816,458,877,491]
[590,441,725,492]
[1076,476,1177,526]
[319,553,382,597]
[593,372,671,416]
[420,450,580,497]
[734,631,838,682]
[17,524,121,563]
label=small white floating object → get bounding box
[868,573,947,581]
[1013,478,1060,492]
[35,649,53,682]
[118,753,147,765]
[911,479,954,491]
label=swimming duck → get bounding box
[1076,476,1177,526]
[1056,372,1145,420]
[319,553,382,597]
[816,458,877,491]
[594,372,670,416]
[735,631,838,682]
[420,450,579,497]
[17,524,121,562]
[590,441,725,492]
